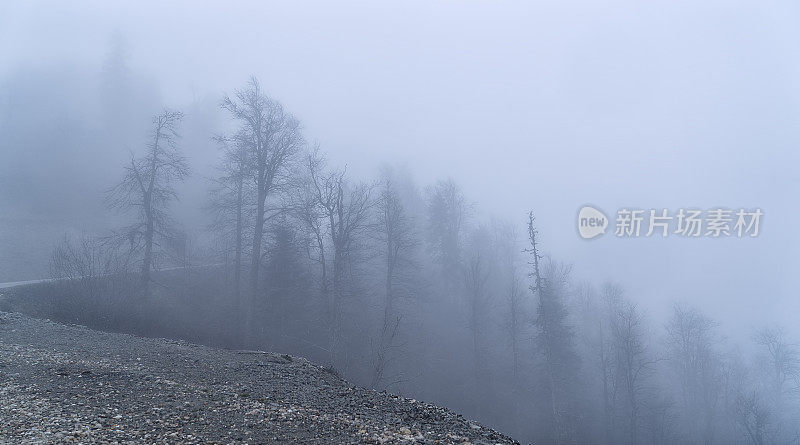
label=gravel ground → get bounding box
[0,311,518,444]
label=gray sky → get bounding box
[1,0,798,340]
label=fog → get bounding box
[1,1,799,443]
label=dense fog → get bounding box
[1,1,799,444]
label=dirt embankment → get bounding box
[0,312,518,444]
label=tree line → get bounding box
[47,77,799,445]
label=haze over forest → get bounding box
[1,2,799,444]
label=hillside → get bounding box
[0,311,518,444]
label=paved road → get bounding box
[0,278,52,290]
[0,264,224,290]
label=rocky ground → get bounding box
[0,311,518,444]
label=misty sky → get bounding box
[1,0,798,340]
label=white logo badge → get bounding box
[578,206,608,239]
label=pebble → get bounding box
[0,311,518,444]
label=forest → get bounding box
[4,74,790,445]
[1,3,798,443]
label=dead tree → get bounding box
[108,109,188,292]
[526,212,581,444]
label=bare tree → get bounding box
[755,328,800,411]
[489,220,526,384]
[305,150,375,365]
[370,314,402,390]
[506,272,524,381]
[641,395,677,445]
[578,282,619,445]
[208,133,252,302]
[293,148,329,297]
[49,235,132,301]
[527,212,581,444]
[733,390,770,445]
[463,253,490,389]
[665,304,722,444]
[108,109,189,292]
[220,77,302,303]
[370,175,417,388]
[607,292,659,445]
[377,176,416,322]
[51,235,113,284]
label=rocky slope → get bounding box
[0,312,518,444]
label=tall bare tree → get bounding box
[292,147,328,298]
[377,176,417,324]
[732,390,770,445]
[464,253,490,389]
[370,175,417,388]
[220,77,302,304]
[754,326,799,439]
[608,292,658,445]
[577,282,618,445]
[305,150,375,364]
[208,133,252,302]
[665,304,722,444]
[108,109,188,292]
[527,212,582,444]
[489,221,525,383]
[506,272,524,381]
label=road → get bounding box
[0,264,224,290]
[0,278,53,290]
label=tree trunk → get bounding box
[248,179,267,343]
[141,193,153,293]
[385,241,394,323]
[234,173,244,338]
